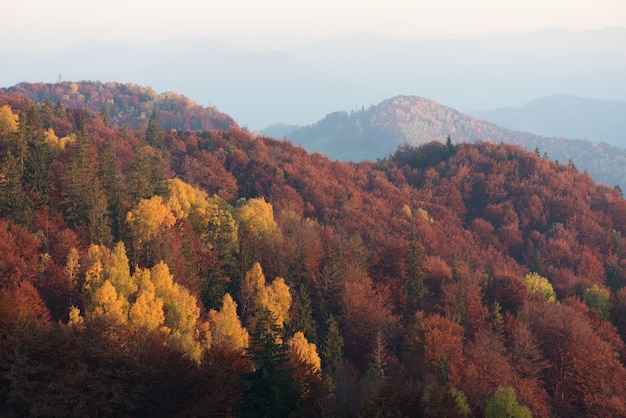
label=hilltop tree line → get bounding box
[3,81,234,132]
[283,95,626,190]
[2,85,626,417]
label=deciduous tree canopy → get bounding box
[2,83,626,416]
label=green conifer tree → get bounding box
[145,111,165,150]
[321,314,344,372]
[0,152,32,225]
[19,105,51,207]
[240,307,300,418]
[295,283,316,343]
[406,241,425,309]
[127,149,168,205]
[61,128,112,243]
[97,140,126,242]
[100,106,111,128]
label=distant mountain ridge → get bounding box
[271,95,626,189]
[2,28,625,128]
[470,94,626,147]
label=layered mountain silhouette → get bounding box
[2,28,625,128]
[471,94,626,147]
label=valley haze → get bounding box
[1,28,626,131]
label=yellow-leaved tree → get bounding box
[126,195,176,264]
[258,276,292,328]
[81,244,107,306]
[91,280,127,323]
[204,195,238,255]
[151,261,209,361]
[128,267,165,331]
[524,272,557,302]
[287,331,322,401]
[240,262,292,328]
[167,178,238,255]
[42,128,58,148]
[65,247,80,307]
[240,262,266,320]
[208,293,249,350]
[104,242,136,300]
[235,198,281,282]
[43,129,75,151]
[77,243,208,361]
[127,195,176,247]
[235,197,278,238]
[81,244,130,324]
[0,105,18,140]
[167,178,208,222]
[288,331,321,373]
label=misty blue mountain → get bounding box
[469,94,626,147]
[1,28,625,130]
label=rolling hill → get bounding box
[273,95,626,189]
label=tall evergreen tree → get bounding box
[145,111,165,150]
[61,128,112,244]
[97,140,126,242]
[295,283,316,343]
[23,131,52,207]
[406,241,425,311]
[127,149,168,205]
[239,307,300,418]
[445,134,456,156]
[62,129,94,227]
[321,314,344,373]
[0,152,32,225]
[100,106,111,128]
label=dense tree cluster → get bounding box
[2,84,626,416]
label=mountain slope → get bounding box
[2,85,626,416]
[281,95,626,189]
[470,94,626,146]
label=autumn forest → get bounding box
[2,82,626,417]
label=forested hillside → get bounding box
[282,95,626,189]
[2,81,235,132]
[2,86,626,417]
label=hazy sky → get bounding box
[3,0,626,51]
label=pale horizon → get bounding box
[3,0,626,52]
